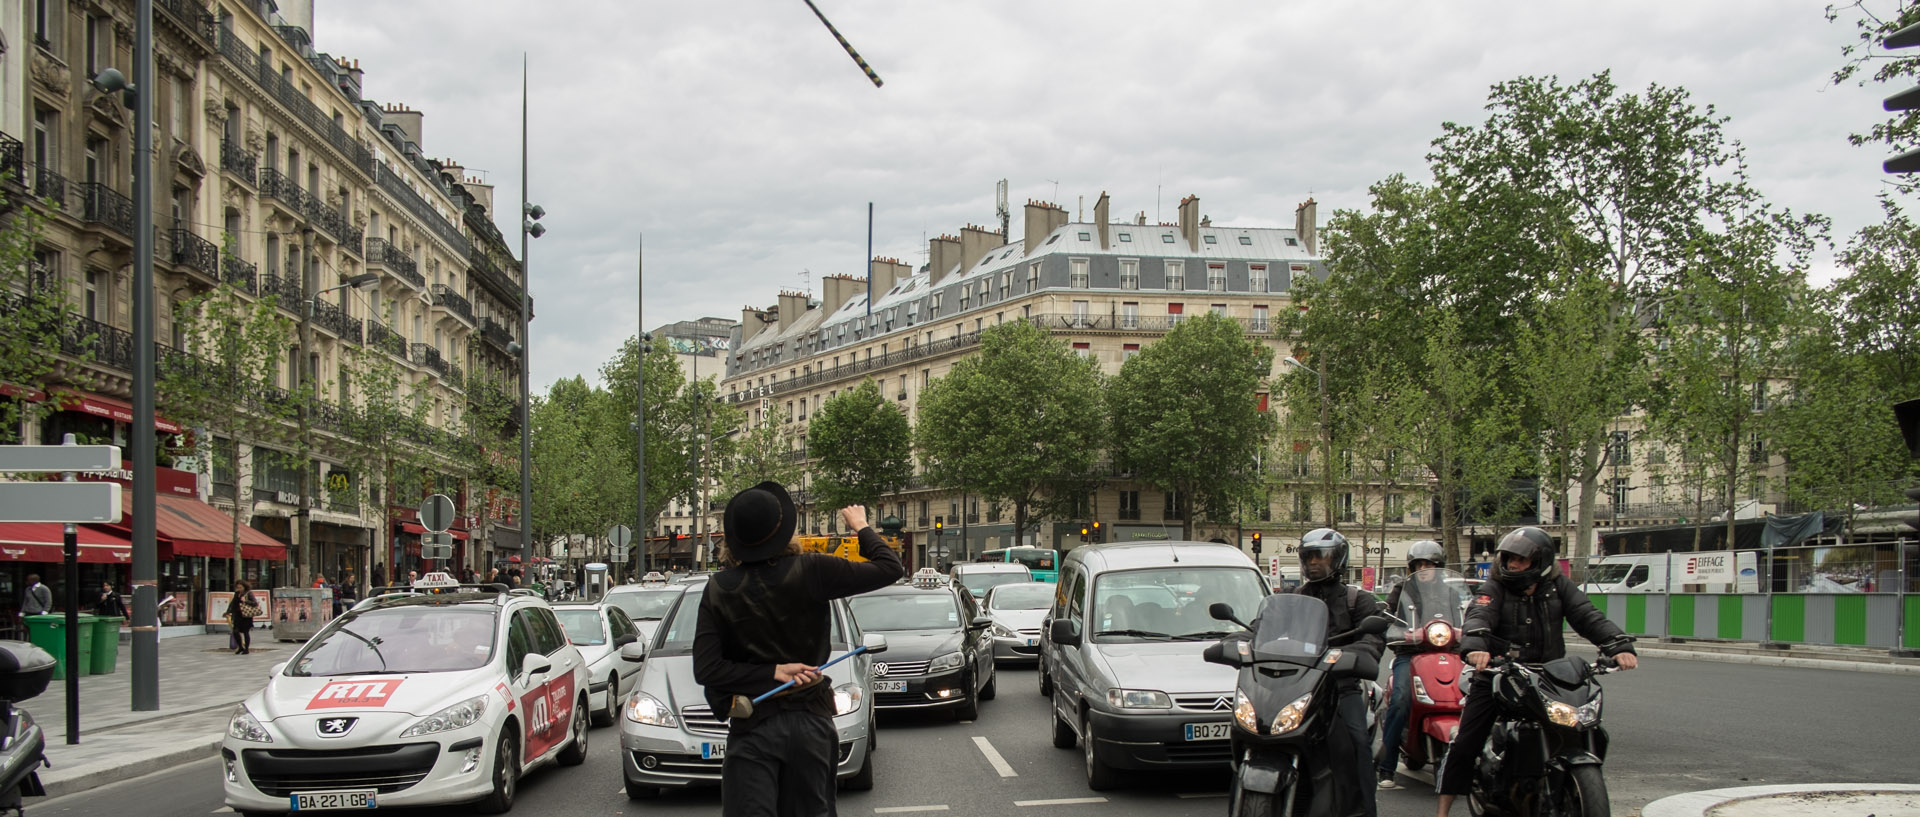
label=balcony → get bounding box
[221,256,258,295]
[302,194,351,245]
[258,167,312,217]
[216,26,375,178]
[467,246,524,306]
[412,343,449,377]
[78,183,135,239]
[220,138,256,185]
[59,312,134,372]
[31,165,67,204]
[367,321,408,361]
[373,164,469,256]
[431,284,474,325]
[723,330,987,404]
[154,0,216,47]
[258,272,303,310]
[0,134,21,186]
[364,238,424,289]
[311,299,362,344]
[170,228,220,278]
[478,316,515,351]
[446,361,465,391]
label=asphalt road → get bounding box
[36,657,1920,817]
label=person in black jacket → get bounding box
[693,482,905,817]
[1434,527,1638,817]
[1375,540,1451,789]
[1292,528,1384,817]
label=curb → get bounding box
[1643,783,1920,817]
[1630,646,1920,675]
[42,736,222,799]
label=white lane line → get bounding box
[971,735,1018,778]
[874,807,951,814]
[1176,792,1227,798]
[1014,797,1108,806]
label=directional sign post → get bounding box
[417,495,456,568]
[421,533,454,562]
[608,525,632,564]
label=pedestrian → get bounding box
[338,571,358,615]
[407,570,419,586]
[486,567,500,586]
[20,575,51,616]
[693,484,904,817]
[92,581,126,618]
[229,580,259,655]
[370,564,386,593]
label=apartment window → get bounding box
[922,368,930,387]
[1751,382,1768,412]
[1649,476,1665,502]
[1164,261,1184,291]
[265,234,280,275]
[1071,299,1089,327]
[83,271,100,321]
[918,500,930,526]
[1291,493,1312,522]
[1210,303,1228,317]
[1251,305,1269,331]
[1250,263,1269,292]
[1204,235,1218,245]
[1386,494,1405,523]
[1164,491,1184,520]
[1291,444,1310,477]
[1027,263,1040,292]
[1339,493,1355,523]
[1072,342,1091,358]
[787,401,794,421]
[999,273,1009,300]
[1119,232,1133,243]
[1748,433,1766,464]
[1161,233,1175,243]
[1257,492,1272,522]
[1607,431,1630,466]
[1120,301,1139,329]
[1167,302,1184,325]
[1069,257,1089,289]
[33,0,56,50]
[950,502,959,521]
[85,15,106,76]
[171,75,188,138]
[32,108,55,170]
[1119,258,1139,290]
[1207,263,1227,292]
[1119,490,1141,520]
[1648,444,1666,465]
[84,136,104,184]
[1609,478,1630,508]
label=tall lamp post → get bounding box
[1283,356,1333,529]
[518,55,545,573]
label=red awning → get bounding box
[111,492,286,561]
[399,522,468,540]
[61,393,182,434]
[0,523,134,563]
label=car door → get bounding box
[606,606,641,695]
[1053,567,1090,720]
[516,608,576,763]
[957,589,991,691]
[503,609,547,763]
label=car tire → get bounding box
[955,678,980,721]
[869,714,879,751]
[474,728,518,814]
[557,696,590,766]
[1037,661,1053,697]
[844,740,876,791]
[593,684,618,727]
[980,666,997,701]
[1082,712,1120,791]
[1051,704,1076,749]
[625,780,660,800]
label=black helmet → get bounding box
[1297,528,1349,584]
[1494,527,1557,590]
[1406,540,1445,571]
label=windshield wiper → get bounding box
[1171,630,1235,641]
[1091,629,1173,640]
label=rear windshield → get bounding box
[288,606,496,676]
[553,609,605,645]
[605,589,681,621]
[958,571,1030,595]
[989,584,1054,610]
[1009,548,1056,571]
[849,593,961,631]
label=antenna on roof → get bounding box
[995,179,1010,240]
[1046,178,1060,203]
[799,268,812,298]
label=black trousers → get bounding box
[720,709,838,817]
[1330,688,1377,817]
[1435,674,1497,795]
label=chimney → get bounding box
[870,257,911,297]
[1024,199,1067,256]
[1294,198,1318,255]
[386,105,424,151]
[820,275,863,313]
[928,234,962,286]
[959,224,1005,274]
[1136,211,1148,226]
[1178,195,1201,251]
[1094,192,1110,249]
[739,307,771,343]
[776,290,810,333]
[340,57,364,90]
[1048,202,1069,242]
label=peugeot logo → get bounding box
[317,716,358,737]
[872,663,889,678]
[1210,696,1233,712]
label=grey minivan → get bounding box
[1039,541,1270,790]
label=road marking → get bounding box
[1177,792,1227,798]
[971,735,1018,778]
[1015,797,1108,806]
[874,807,950,814]
[211,810,234,814]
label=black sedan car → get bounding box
[846,583,996,719]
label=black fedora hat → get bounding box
[723,481,797,563]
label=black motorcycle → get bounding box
[0,641,52,815]
[1203,595,1387,817]
[1462,631,1631,817]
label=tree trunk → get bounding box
[1575,438,1603,562]
[1438,482,1461,565]
[230,438,244,586]
[1014,500,1027,552]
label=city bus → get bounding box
[976,547,1060,583]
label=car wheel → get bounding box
[1037,661,1053,697]
[593,683,618,727]
[1051,704,1076,749]
[557,695,590,766]
[955,674,980,721]
[474,728,518,814]
[1082,712,1120,791]
[980,666,997,701]
[625,780,660,800]
[844,740,876,791]
[869,714,878,751]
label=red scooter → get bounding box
[1380,568,1469,772]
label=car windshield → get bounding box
[1585,564,1632,584]
[1008,548,1056,571]
[989,584,1054,610]
[605,589,680,621]
[553,609,606,645]
[656,589,704,652]
[1091,567,1269,642]
[849,592,961,631]
[958,571,1029,596]
[288,605,496,676]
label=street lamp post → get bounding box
[518,55,545,575]
[1283,357,1333,529]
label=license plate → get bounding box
[1025,638,1037,646]
[1184,722,1231,741]
[701,742,727,760]
[873,680,907,693]
[290,789,376,810]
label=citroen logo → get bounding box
[317,716,358,737]
[1211,696,1233,711]
[872,663,889,678]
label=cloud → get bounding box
[315,0,1885,389]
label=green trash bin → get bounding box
[23,613,97,679]
[88,616,124,675]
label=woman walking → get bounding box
[229,580,259,655]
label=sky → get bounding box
[312,0,1894,391]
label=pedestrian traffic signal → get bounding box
[1883,24,1920,173]
[934,517,944,533]
[1251,532,1263,554]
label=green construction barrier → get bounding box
[1670,595,1695,638]
[88,616,124,674]
[1590,595,1608,616]
[1718,595,1744,640]
[1906,596,1920,650]
[1625,595,1647,635]
[1772,594,1806,643]
[24,614,98,679]
[1832,595,1868,646]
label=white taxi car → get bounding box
[220,573,592,814]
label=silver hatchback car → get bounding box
[618,585,884,798]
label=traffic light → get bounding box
[934,517,944,534]
[1883,24,1920,173]
[1901,486,1920,535]
[1091,520,1102,543]
[1251,532,1263,555]
[1899,399,1920,534]
[1079,524,1090,542]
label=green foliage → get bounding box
[808,379,913,511]
[915,320,1107,544]
[0,183,66,442]
[334,314,435,536]
[1829,1,1920,194]
[1109,312,1276,540]
[716,414,804,498]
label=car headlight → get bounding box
[625,693,678,727]
[1576,693,1602,726]
[1233,690,1258,733]
[991,622,1017,638]
[834,683,864,716]
[1106,688,1171,709]
[399,695,489,738]
[928,651,965,673]
[1424,621,1453,648]
[228,706,273,743]
[1546,700,1581,728]
[1271,693,1313,735]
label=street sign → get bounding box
[608,525,632,547]
[0,444,121,472]
[0,482,122,523]
[419,494,455,533]
[421,532,454,561]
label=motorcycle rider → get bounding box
[1293,528,1385,817]
[1434,527,1638,817]
[1374,540,1451,789]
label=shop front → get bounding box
[0,522,133,638]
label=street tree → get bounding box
[715,412,805,499]
[333,318,434,578]
[1110,312,1277,540]
[915,320,1107,549]
[0,187,66,443]
[597,336,700,560]
[1829,1,1920,194]
[808,378,913,512]
[529,376,603,555]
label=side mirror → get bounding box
[968,615,992,631]
[861,633,889,655]
[1049,618,1081,647]
[1209,602,1235,621]
[1358,615,1392,636]
[1201,641,1244,667]
[521,653,553,678]
[619,641,647,663]
[613,633,638,648]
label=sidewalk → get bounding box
[1612,638,1920,675]
[35,631,288,798]
[1644,783,1920,816]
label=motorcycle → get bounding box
[0,641,52,816]
[1203,595,1388,817]
[1378,567,1470,773]
[1463,630,1631,817]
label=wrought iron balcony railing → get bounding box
[31,164,66,204]
[478,316,515,350]
[412,343,448,377]
[367,320,408,361]
[363,237,423,289]
[431,284,474,325]
[467,246,524,306]
[257,272,303,310]
[170,228,220,276]
[220,137,256,185]
[311,299,362,344]
[78,183,134,238]
[222,255,258,295]
[154,0,216,45]
[216,25,375,178]
[0,134,21,185]
[373,164,470,256]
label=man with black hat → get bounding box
[693,482,904,817]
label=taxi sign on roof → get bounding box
[912,567,946,589]
[413,571,460,589]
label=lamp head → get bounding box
[525,221,546,239]
[508,341,523,356]
[91,68,129,95]
[346,272,380,290]
[525,203,546,220]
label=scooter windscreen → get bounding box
[1394,568,1469,640]
[1251,594,1330,664]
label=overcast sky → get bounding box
[314,0,1890,391]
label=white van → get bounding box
[1581,551,1759,594]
